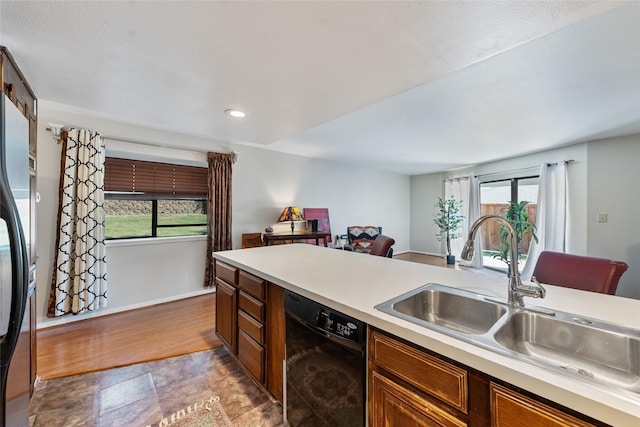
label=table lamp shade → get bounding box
[278,206,304,222]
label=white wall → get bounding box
[586,135,640,299]
[409,172,443,255]
[409,138,640,299]
[36,102,411,327]
[232,145,410,251]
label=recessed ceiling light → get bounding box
[225,108,246,118]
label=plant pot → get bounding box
[446,255,456,265]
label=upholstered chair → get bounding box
[344,226,382,253]
[369,235,396,258]
[532,251,628,295]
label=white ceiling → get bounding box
[1,1,639,175]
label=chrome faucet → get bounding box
[461,214,546,307]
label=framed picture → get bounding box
[303,208,332,243]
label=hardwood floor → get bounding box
[37,254,491,380]
[393,252,461,268]
[37,293,221,380]
[393,252,504,279]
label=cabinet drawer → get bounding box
[370,330,468,414]
[370,371,467,427]
[216,261,237,285]
[238,329,265,383]
[239,290,265,322]
[238,309,265,345]
[238,270,266,300]
[490,383,595,427]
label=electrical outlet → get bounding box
[597,213,608,223]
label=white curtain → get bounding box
[444,175,482,267]
[48,129,108,317]
[521,162,567,280]
[463,175,483,268]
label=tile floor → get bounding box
[30,347,284,427]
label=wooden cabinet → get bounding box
[214,261,238,353]
[237,271,267,384]
[369,329,469,427]
[214,260,286,403]
[490,383,595,427]
[238,290,265,322]
[238,329,265,382]
[369,329,603,427]
[370,371,467,427]
[265,283,285,402]
[238,310,264,344]
[370,329,468,414]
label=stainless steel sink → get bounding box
[375,284,507,335]
[494,311,640,393]
[375,283,640,399]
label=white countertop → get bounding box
[213,244,640,425]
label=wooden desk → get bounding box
[263,231,331,247]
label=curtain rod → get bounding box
[103,136,238,163]
[546,159,575,167]
[45,125,237,162]
[103,135,207,153]
[475,159,574,179]
[45,125,205,151]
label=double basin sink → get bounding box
[375,283,640,398]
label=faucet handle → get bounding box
[530,276,547,298]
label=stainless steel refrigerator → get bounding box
[0,91,31,427]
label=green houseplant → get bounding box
[491,200,538,273]
[434,196,464,264]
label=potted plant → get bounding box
[491,200,539,274]
[434,196,464,264]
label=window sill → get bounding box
[106,235,207,248]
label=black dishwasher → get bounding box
[284,290,366,427]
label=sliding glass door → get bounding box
[479,177,539,271]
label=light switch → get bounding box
[597,213,608,223]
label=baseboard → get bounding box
[37,288,216,330]
[396,250,444,257]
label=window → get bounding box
[479,176,539,271]
[104,157,208,239]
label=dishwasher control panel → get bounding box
[285,290,365,345]
[318,309,360,341]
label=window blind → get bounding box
[104,157,208,196]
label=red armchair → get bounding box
[532,251,628,295]
[369,235,395,258]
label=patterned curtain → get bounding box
[203,152,233,287]
[48,129,107,317]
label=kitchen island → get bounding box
[212,244,640,426]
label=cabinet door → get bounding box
[370,371,467,427]
[215,278,237,354]
[370,330,468,413]
[238,329,265,383]
[490,383,596,427]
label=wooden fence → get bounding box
[479,204,537,252]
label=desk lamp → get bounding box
[279,206,304,233]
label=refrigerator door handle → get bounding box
[0,177,27,369]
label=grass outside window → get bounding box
[105,199,207,239]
